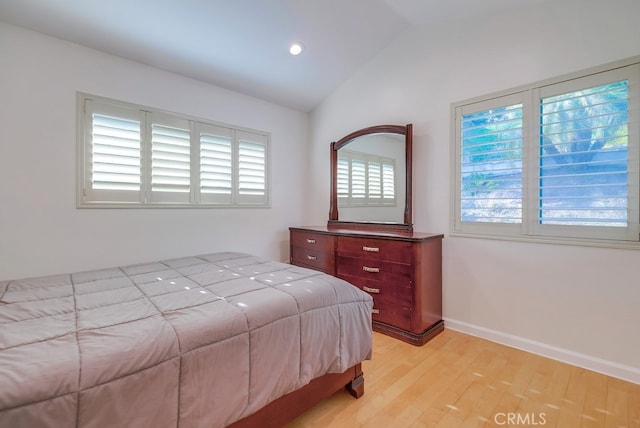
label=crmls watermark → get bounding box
[493,412,547,426]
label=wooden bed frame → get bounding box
[229,363,364,428]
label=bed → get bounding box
[0,252,373,427]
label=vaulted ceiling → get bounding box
[0,0,552,111]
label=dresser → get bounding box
[289,226,444,346]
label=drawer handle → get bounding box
[363,286,380,294]
[306,238,316,244]
[362,246,379,252]
[362,266,380,273]
[307,255,317,261]
[372,308,380,314]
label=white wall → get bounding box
[0,22,309,280]
[310,0,640,381]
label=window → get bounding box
[452,59,640,246]
[338,149,396,206]
[78,94,269,207]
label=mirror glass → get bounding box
[329,124,412,232]
[337,133,406,223]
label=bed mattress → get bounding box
[0,252,373,427]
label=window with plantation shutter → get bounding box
[237,131,267,204]
[150,116,191,203]
[81,100,143,204]
[452,58,640,247]
[382,162,395,199]
[458,97,524,225]
[78,93,270,208]
[351,159,366,199]
[92,114,141,192]
[337,157,350,198]
[338,149,397,206]
[537,81,629,228]
[368,161,382,198]
[199,125,233,204]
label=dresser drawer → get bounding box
[371,302,411,331]
[336,255,412,287]
[290,230,335,273]
[340,270,413,330]
[337,236,412,263]
[291,246,334,273]
[291,231,334,252]
[338,270,413,308]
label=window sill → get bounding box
[77,202,271,209]
[448,230,640,251]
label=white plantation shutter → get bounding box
[382,161,395,200]
[82,99,143,203]
[351,159,366,199]
[368,158,395,204]
[78,94,270,207]
[453,60,640,245]
[457,95,524,227]
[532,67,639,241]
[368,161,382,199]
[237,130,267,204]
[338,150,397,206]
[539,83,627,226]
[199,124,233,204]
[92,115,141,191]
[150,115,191,203]
[337,157,349,199]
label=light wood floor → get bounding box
[287,330,640,428]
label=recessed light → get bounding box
[289,42,304,56]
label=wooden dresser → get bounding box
[290,226,444,346]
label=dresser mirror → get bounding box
[329,124,413,232]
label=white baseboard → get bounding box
[444,318,640,385]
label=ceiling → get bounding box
[0,0,551,112]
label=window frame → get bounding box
[77,93,271,209]
[451,56,640,248]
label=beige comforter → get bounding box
[0,252,373,427]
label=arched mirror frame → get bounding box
[328,124,413,233]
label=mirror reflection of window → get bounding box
[337,149,396,206]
